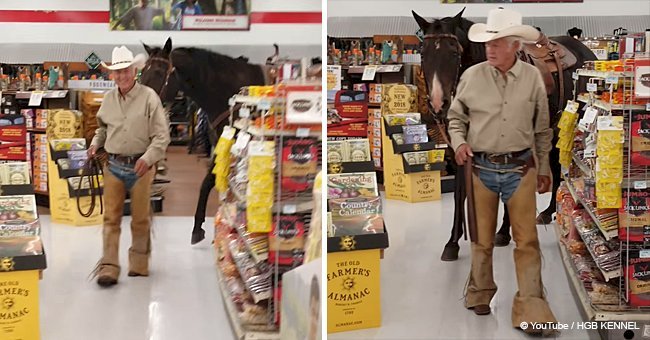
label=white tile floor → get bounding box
[329,192,598,340]
[38,215,236,340]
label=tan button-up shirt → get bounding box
[91,82,170,166]
[447,59,553,176]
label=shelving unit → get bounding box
[559,61,650,339]
[214,81,321,339]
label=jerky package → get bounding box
[627,251,650,307]
[619,188,650,243]
[631,112,650,165]
[282,138,318,177]
[329,196,384,236]
[269,215,306,252]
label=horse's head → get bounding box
[140,37,179,103]
[413,9,467,119]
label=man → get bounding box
[172,0,203,30]
[90,46,170,287]
[112,0,166,31]
[447,8,557,335]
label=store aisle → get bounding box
[330,192,596,340]
[38,216,234,340]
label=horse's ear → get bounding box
[164,37,172,55]
[453,7,465,27]
[143,42,153,56]
[412,11,430,32]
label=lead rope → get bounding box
[77,156,104,218]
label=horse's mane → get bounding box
[453,17,487,72]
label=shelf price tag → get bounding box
[605,76,618,84]
[239,107,250,118]
[362,65,378,81]
[258,99,271,110]
[28,91,44,106]
[296,128,310,138]
[634,181,648,190]
[640,250,650,259]
[586,83,597,92]
[282,204,297,214]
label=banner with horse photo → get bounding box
[110,0,251,31]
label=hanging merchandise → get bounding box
[556,101,580,167]
[213,126,236,194]
[246,141,275,233]
[596,116,624,209]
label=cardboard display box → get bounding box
[327,249,382,333]
[380,84,418,116]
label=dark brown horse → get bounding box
[140,38,270,245]
[413,9,596,261]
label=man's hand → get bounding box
[455,144,474,165]
[87,145,97,159]
[537,175,551,194]
[135,159,151,177]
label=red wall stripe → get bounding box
[0,10,320,24]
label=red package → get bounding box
[631,112,650,165]
[627,251,650,307]
[619,188,650,242]
[281,138,318,177]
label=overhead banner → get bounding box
[441,0,582,2]
[109,0,251,31]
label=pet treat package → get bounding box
[619,188,650,242]
[281,138,318,177]
[327,172,378,199]
[329,196,384,236]
[631,112,650,165]
[626,250,650,306]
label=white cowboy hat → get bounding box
[468,7,540,43]
[101,46,146,70]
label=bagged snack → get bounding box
[631,112,650,165]
[282,138,318,177]
[329,196,384,236]
[627,251,650,306]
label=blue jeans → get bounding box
[108,160,139,191]
[473,150,533,204]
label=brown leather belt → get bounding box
[474,149,531,165]
[108,153,143,165]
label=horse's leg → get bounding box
[441,162,465,261]
[537,146,560,224]
[494,205,512,247]
[191,170,215,244]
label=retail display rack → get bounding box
[213,80,321,339]
[557,54,650,340]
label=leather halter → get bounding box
[143,56,175,96]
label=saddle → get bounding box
[520,33,577,108]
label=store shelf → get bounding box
[215,266,279,340]
[577,69,634,78]
[14,90,68,99]
[27,128,46,133]
[346,64,403,74]
[577,94,647,111]
[556,223,650,322]
[565,179,618,241]
[228,241,272,304]
[233,120,322,139]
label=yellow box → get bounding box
[381,124,441,203]
[0,270,40,340]
[327,249,381,333]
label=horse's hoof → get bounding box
[536,213,553,225]
[441,244,460,261]
[494,233,511,247]
[191,229,206,245]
